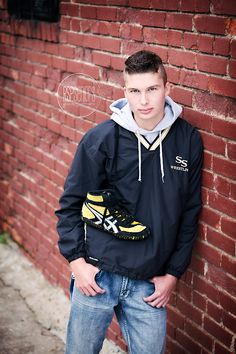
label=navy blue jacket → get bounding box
[56,118,203,280]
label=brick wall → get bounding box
[0,1,235,353]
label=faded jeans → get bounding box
[65,270,166,354]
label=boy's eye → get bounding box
[148,87,157,91]
[130,89,139,93]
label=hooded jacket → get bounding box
[56,97,203,280]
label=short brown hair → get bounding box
[124,50,167,85]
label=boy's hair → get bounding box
[124,50,167,85]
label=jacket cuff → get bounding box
[166,267,182,279]
[67,251,86,263]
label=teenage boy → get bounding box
[56,50,203,354]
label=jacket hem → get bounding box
[87,260,165,280]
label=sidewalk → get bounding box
[0,239,124,354]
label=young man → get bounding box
[56,50,203,354]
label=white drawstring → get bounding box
[137,131,142,182]
[136,130,165,183]
[159,130,164,183]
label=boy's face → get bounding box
[124,71,170,130]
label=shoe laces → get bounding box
[109,206,135,226]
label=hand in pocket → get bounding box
[70,258,106,296]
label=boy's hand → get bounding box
[70,258,105,297]
[143,274,177,308]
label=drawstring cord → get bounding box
[137,131,142,182]
[159,130,164,183]
[136,130,165,183]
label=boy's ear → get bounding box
[124,86,127,98]
[165,82,171,96]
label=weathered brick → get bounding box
[129,0,151,8]
[215,342,233,354]
[195,240,222,267]
[93,51,111,67]
[185,319,213,352]
[214,37,230,56]
[209,192,236,220]
[60,3,79,17]
[193,275,220,303]
[167,306,185,329]
[208,77,236,99]
[167,29,182,47]
[201,170,214,190]
[138,10,166,27]
[164,67,179,84]
[221,217,236,238]
[231,39,236,58]
[215,175,231,197]
[207,227,235,255]
[211,0,236,16]
[201,131,226,156]
[194,15,228,35]
[183,32,198,50]
[213,155,236,180]
[143,27,168,45]
[96,7,117,21]
[179,69,209,90]
[180,0,210,12]
[60,16,71,30]
[110,56,124,71]
[177,297,202,325]
[92,21,120,37]
[99,36,121,53]
[177,280,192,302]
[197,53,227,75]
[222,255,236,277]
[169,48,196,69]
[230,182,236,201]
[229,59,236,79]
[219,291,236,316]
[198,34,214,54]
[194,93,235,119]
[166,13,193,31]
[80,5,97,19]
[204,316,233,347]
[170,86,192,106]
[151,0,179,10]
[207,264,236,296]
[176,329,202,354]
[183,108,212,131]
[192,291,207,312]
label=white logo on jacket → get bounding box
[171,156,189,172]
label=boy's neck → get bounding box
[134,111,165,131]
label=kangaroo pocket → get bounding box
[85,225,120,266]
[85,225,150,270]
[84,224,169,279]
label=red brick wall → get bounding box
[0,1,235,353]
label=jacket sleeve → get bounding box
[55,136,107,262]
[165,129,203,278]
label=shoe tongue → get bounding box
[102,190,117,205]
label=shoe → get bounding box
[81,190,150,240]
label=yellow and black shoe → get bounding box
[82,190,150,241]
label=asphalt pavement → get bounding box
[0,239,124,354]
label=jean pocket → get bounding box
[95,269,104,280]
[69,276,75,300]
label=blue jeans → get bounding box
[65,270,166,354]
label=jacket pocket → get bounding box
[85,225,112,264]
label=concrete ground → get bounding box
[0,239,124,354]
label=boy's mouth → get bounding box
[138,108,153,114]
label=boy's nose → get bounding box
[140,92,148,105]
